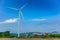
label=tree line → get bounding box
[0,31,60,38]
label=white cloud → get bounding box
[0,18,17,24]
[31,18,47,21]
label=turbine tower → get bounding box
[7,4,27,38]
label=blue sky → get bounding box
[0,0,60,33]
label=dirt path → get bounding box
[0,38,60,40]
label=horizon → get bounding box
[0,0,60,33]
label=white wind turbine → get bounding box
[7,4,27,38]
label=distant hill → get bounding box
[50,31,60,34]
[19,32,43,36]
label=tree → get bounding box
[4,31,10,37]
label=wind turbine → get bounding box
[7,4,27,38]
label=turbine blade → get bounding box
[7,7,18,10]
[20,3,28,10]
[19,10,24,20]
